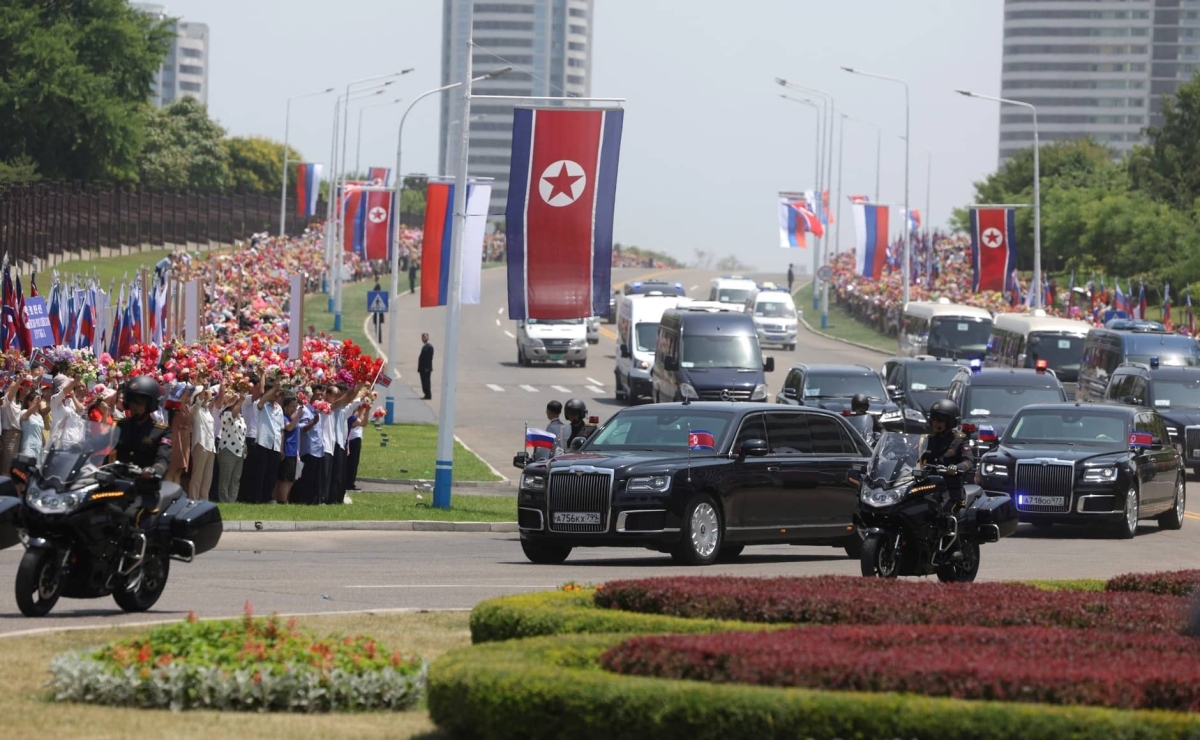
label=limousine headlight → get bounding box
[627,475,671,493]
[1082,466,1118,483]
[981,462,1008,478]
[520,473,546,492]
[751,384,768,401]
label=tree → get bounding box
[0,155,39,185]
[225,136,302,194]
[1128,74,1200,209]
[0,0,173,182]
[399,175,427,225]
[138,97,231,190]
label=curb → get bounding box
[357,477,512,488]
[223,520,518,533]
[797,313,891,357]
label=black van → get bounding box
[651,307,774,403]
[1076,320,1200,402]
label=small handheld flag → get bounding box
[688,430,716,450]
[526,428,557,450]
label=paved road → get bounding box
[0,518,1197,634]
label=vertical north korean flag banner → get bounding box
[295,163,323,217]
[363,189,392,261]
[367,166,391,187]
[505,107,624,320]
[970,208,1017,293]
[853,203,889,279]
[342,182,367,257]
[420,180,491,307]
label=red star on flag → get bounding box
[542,163,583,201]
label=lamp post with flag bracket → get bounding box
[279,86,334,238]
[426,38,624,510]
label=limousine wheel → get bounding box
[672,494,723,566]
[520,540,572,565]
[1114,484,1140,540]
[716,544,744,562]
[1159,476,1186,531]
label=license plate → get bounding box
[1192,449,1199,459]
[553,512,601,525]
[1021,495,1064,507]
[549,353,565,361]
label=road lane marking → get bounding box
[504,330,516,339]
[690,284,698,291]
[600,327,617,340]
[520,385,538,392]
[552,385,571,393]
[1186,512,1200,520]
[586,385,604,394]
[486,384,505,392]
[497,307,504,314]
[586,377,604,386]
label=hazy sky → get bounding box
[163,0,1003,271]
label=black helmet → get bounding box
[123,375,162,414]
[851,393,870,412]
[564,397,587,421]
[928,399,961,429]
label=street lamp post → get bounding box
[279,87,334,238]
[843,67,911,308]
[355,98,404,174]
[843,114,881,203]
[382,66,511,426]
[898,135,933,286]
[778,94,822,204]
[956,90,1041,309]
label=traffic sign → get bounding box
[367,291,389,314]
[817,265,833,282]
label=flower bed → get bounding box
[599,625,1200,712]
[1106,569,1200,598]
[49,607,426,712]
[593,576,1189,634]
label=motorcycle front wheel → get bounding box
[860,534,899,578]
[936,540,981,583]
[113,549,170,613]
[15,548,65,617]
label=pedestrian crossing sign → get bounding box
[367,291,389,313]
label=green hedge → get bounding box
[429,634,1200,740]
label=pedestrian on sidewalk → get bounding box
[787,263,795,293]
[418,333,434,400]
[187,385,219,502]
[345,401,368,491]
[273,394,301,504]
[371,281,384,343]
[236,374,264,502]
[408,259,419,294]
[293,385,326,505]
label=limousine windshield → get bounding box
[929,317,991,357]
[966,387,1064,419]
[587,409,734,452]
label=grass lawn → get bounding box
[356,423,500,482]
[795,282,895,354]
[217,492,513,522]
[52,247,198,286]
[0,611,467,739]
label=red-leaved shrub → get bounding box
[593,576,1188,633]
[600,625,1200,711]
[1107,570,1200,597]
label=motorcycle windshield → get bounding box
[868,432,927,489]
[40,418,117,491]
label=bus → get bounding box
[899,300,994,361]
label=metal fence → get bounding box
[0,181,323,266]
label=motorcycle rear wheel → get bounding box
[860,534,898,578]
[15,548,65,617]
[113,549,170,613]
[936,541,981,583]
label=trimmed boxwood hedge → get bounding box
[428,633,1200,740]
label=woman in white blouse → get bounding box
[187,385,221,501]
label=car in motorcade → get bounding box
[516,317,589,367]
[976,402,1186,538]
[615,293,692,402]
[776,363,902,430]
[1076,319,1200,403]
[606,291,619,323]
[708,276,758,311]
[651,306,775,403]
[945,360,1067,445]
[881,355,967,432]
[586,316,600,344]
[985,311,1090,396]
[512,402,871,565]
[898,299,994,361]
[745,287,799,351]
[1103,359,1200,476]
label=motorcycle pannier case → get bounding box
[0,495,20,551]
[169,500,223,555]
[966,493,1019,539]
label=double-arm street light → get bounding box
[956,89,1042,309]
[279,87,335,237]
[842,66,911,307]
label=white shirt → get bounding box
[50,391,83,448]
[319,407,335,456]
[349,413,364,442]
[256,401,284,453]
[1,397,21,432]
[334,406,349,449]
[192,401,216,454]
[242,396,260,440]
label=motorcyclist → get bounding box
[845,393,882,444]
[113,376,172,529]
[563,398,596,448]
[918,399,972,515]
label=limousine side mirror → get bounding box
[512,452,529,470]
[763,357,775,373]
[887,385,905,402]
[569,437,586,451]
[1120,395,1139,406]
[782,388,797,399]
[619,343,631,359]
[664,356,679,372]
[737,438,769,461]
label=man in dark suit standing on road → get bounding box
[418,333,434,400]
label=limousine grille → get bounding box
[1185,427,1200,462]
[698,388,753,402]
[1014,461,1074,514]
[547,471,612,533]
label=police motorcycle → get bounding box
[851,432,1018,582]
[841,393,882,447]
[0,420,222,617]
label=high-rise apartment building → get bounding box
[439,0,594,214]
[131,3,210,108]
[1000,0,1200,162]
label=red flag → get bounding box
[363,190,392,261]
[14,275,31,353]
[970,208,1016,293]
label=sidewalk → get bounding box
[224,520,517,533]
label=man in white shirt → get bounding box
[236,374,266,503]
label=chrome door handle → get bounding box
[767,466,781,472]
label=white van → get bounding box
[707,276,758,311]
[516,318,589,367]
[615,294,691,401]
[747,289,798,351]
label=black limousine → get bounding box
[976,403,1186,538]
[513,402,870,565]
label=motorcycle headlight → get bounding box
[751,384,768,401]
[904,408,926,423]
[1082,466,1118,483]
[520,473,546,492]
[981,462,1008,478]
[627,475,672,493]
[680,383,700,400]
[28,487,86,515]
[861,487,904,507]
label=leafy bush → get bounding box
[594,575,1189,633]
[1107,569,1200,597]
[600,625,1200,712]
[50,607,426,712]
[429,632,1200,740]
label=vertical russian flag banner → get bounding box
[969,208,1016,293]
[852,203,889,279]
[505,107,624,320]
[295,164,324,218]
[421,180,491,307]
[341,182,367,257]
[778,198,806,249]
